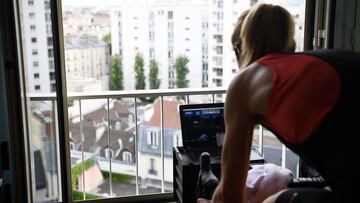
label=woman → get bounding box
[200,3,360,203]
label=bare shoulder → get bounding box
[226,63,273,117]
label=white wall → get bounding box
[21,0,52,93]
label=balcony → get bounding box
[28,88,297,202]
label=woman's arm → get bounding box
[211,64,273,203]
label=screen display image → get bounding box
[181,106,225,147]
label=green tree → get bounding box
[149,59,161,89]
[134,53,146,90]
[110,55,123,90]
[102,33,111,43]
[175,55,189,88]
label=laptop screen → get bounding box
[179,103,225,148]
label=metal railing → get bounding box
[28,87,294,202]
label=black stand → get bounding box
[173,146,264,203]
[173,147,221,203]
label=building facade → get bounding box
[64,33,110,91]
[111,0,208,90]
[20,0,55,93]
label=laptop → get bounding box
[179,103,225,163]
[179,103,264,164]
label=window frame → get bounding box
[10,0,315,202]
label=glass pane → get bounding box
[29,100,60,202]
[162,96,185,193]
[107,98,136,197]
[137,97,162,194]
[18,0,60,201]
[61,0,306,92]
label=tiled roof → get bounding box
[147,99,181,129]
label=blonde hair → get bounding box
[231,9,250,51]
[240,4,295,68]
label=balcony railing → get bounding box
[28,87,296,202]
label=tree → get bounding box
[102,33,111,44]
[134,53,146,90]
[149,59,161,89]
[175,55,189,88]
[110,55,123,90]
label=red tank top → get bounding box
[257,53,341,144]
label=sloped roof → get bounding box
[147,99,181,129]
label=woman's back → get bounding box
[256,50,360,199]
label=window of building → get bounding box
[47,37,53,46]
[44,1,50,9]
[123,151,132,163]
[29,12,35,18]
[49,72,55,80]
[105,147,114,159]
[28,0,34,5]
[168,11,173,19]
[69,142,76,150]
[32,49,38,55]
[31,37,37,43]
[48,49,53,58]
[148,158,157,175]
[46,25,52,34]
[45,13,51,21]
[33,61,39,67]
[173,132,182,147]
[147,130,158,148]
[34,85,41,90]
[216,46,223,54]
[34,73,40,79]
[30,25,36,31]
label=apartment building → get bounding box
[20,0,55,93]
[111,0,208,90]
[64,33,110,91]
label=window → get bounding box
[44,1,50,9]
[46,25,52,34]
[168,11,173,19]
[148,158,157,175]
[49,72,55,80]
[45,13,51,21]
[51,83,56,92]
[173,132,182,147]
[105,147,114,159]
[28,0,34,5]
[216,46,223,54]
[47,37,53,46]
[33,61,39,67]
[32,49,38,55]
[48,49,53,58]
[34,85,41,90]
[69,142,76,150]
[123,151,132,163]
[147,130,158,148]
[15,0,306,201]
